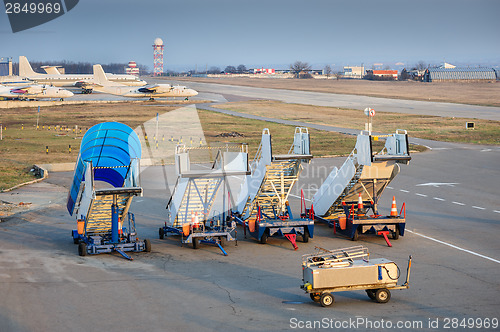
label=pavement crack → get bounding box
[213,281,237,315]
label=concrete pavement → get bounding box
[0,81,498,331]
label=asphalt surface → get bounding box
[0,83,499,332]
[159,79,500,121]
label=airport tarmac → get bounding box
[0,152,499,331]
[0,83,499,331]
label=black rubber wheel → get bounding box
[320,293,334,307]
[375,288,391,303]
[310,293,321,302]
[260,231,268,244]
[302,228,310,243]
[218,236,225,248]
[144,239,152,252]
[392,227,400,240]
[159,227,164,239]
[192,237,200,249]
[366,289,376,300]
[351,228,359,241]
[78,242,87,256]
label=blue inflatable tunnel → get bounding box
[67,122,141,215]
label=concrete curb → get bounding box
[1,164,48,193]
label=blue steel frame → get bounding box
[72,211,149,260]
[234,204,314,244]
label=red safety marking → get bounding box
[284,234,298,250]
[377,231,392,247]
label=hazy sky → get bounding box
[1,0,499,71]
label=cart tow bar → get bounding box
[200,239,228,256]
[402,255,412,287]
[115,248,133,261]
[377,231,392,247]
[284,234,298,250]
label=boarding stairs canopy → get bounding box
[312,130,411,217]
[66,122,142,218]
[236,127,313,220]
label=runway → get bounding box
[0,81,498,331]
[160,79,500,121]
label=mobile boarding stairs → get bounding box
[68,122,150,260]
[309,130,411,245]
[161,143,250,255]
[233,127,313,250]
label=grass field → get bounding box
[0,102,373,191]
[214,100,500,145]
[172,77,500,107]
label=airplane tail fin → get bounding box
[19,56,37,77]
[93,64,113,86]
[42,66,62,75]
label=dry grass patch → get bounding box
[173,77,500,107]
[0,102,368,190]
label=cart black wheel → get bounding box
[73,237,79,244]
[375,288,391,303]
[351,228,359,241]
[302,228,310,243]
[392,227,400,240]
[260,231,268,244]
[218,236,225,248]
[310,293,321,302]
[144,239,152,252]
[78,242,87,256]
[320,293,334,307]
[192,237,199,249]
[159,227,164,239]
[366,289,376,300]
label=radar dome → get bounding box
[154,38,164,46]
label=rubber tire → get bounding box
[260,231,268,244]
[392,227,400,240]
[375,288,391,303]
[159,227,164,239]
[366,289,376,300]
[219,236,225,248]
[144,239,152,252]
[351,228,359,241]
[78,242,87,256]
[302,228,310,243]
[310,293,321,303]
[320,293,334,307]
[192,237,200,249]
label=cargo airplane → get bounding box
[92,64,198,100]
[19,56,147,93]
[0,84,74,100]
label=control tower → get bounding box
[153,38,164,76]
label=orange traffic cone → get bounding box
[357,193,364,217]
[390,196,398,217]
[118,217,123,235]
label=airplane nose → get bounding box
[64,90,74,97]
[189,89,198,96]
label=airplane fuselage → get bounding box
[99,86,198,99]
[25,74,147,87]
[0,85,74,100]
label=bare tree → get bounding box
[237,64,247,73]
[323,65,332,78]
[224,65,237,73]
[208,66,221,74]
[414,61,427,70]
[290,61,311,78]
